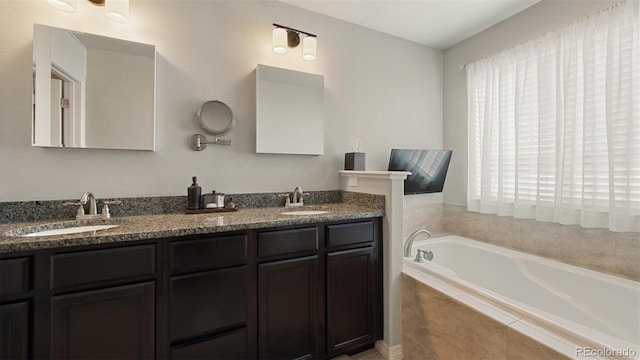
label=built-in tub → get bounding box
[402,235,639,359]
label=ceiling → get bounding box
[280,0,541,50]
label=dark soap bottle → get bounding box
[188,176,202,210]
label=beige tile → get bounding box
[443,204,466,234]
[404,202,444,238]
[402,274,508,360]
[519,219,563,260]
[402,274,437,360]
[449,209,491,241]
[615,232,640,281]
[510,320,580,359]
[560,226,616,274]
[506,326,571,360]
[485,215,521,250]
[424,205,444,234]
[442,201,635,279]
[402,274,576,360]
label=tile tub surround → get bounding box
[404,201,445,239]
[0,190,383,224]
[401,273,571,360]
[443,204,640,281]
[0,202,383,253]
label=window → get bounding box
[466,1,639,232]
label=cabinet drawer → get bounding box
[51,244,155,290]
[326,221,374,249]
[0,257,30,297]
[171,327,247,359]
[258,227,318,260]
[170,234,246,274]
[170,266,247,341]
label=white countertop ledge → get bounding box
[338,170,411,180]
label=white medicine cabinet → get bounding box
[256,64,324,155]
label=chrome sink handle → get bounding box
[62,201,82,207]
[62,201,84,218]
[101,200,122,219]
[279,194,291,207]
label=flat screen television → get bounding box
[388,149,453,195]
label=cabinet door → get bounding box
[51,282,155,359]
[0,301,29,359]
[258,256,318,359]
[169,266,247,341]
[326,247,376,356]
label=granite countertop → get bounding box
[0,203,384,253]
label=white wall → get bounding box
[0,0,442,201]
[442,0,613,205]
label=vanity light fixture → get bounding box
[272,23,317,61]
[46,0,129,23]
[105,0,129,23]
[46,0,75,11]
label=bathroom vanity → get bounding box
[0,204,382,359]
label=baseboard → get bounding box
[375,340,403,360]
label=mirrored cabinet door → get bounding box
[32,24,156,151]
[256,64,324,156]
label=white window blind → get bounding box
[466,0,640,232]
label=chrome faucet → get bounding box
[81,192,97,217]
[63,192,121,220]
[404,229,432,258]
[280,186,309,207]
[292,187,304,204]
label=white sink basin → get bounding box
[281,210,330,216]
[22,224,120,237]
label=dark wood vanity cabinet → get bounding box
[257,227,320,359]
[49,244,157,359]
[256,220,381,359]
[0,257,31,359]
[0,217,381,360]
[167,233,250,359]
[325,221,380,357]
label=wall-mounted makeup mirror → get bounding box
[190,100,235,150]
[32,24,156,150]
[256,64,324,155]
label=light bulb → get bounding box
[46,0,75,12]
[105,0,129,23]
[272,28,288,54]
[302,36,317,61]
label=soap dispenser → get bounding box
[188,176,202,210]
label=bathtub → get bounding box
[403,235,640,359]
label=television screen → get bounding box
[388,149,453,195]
